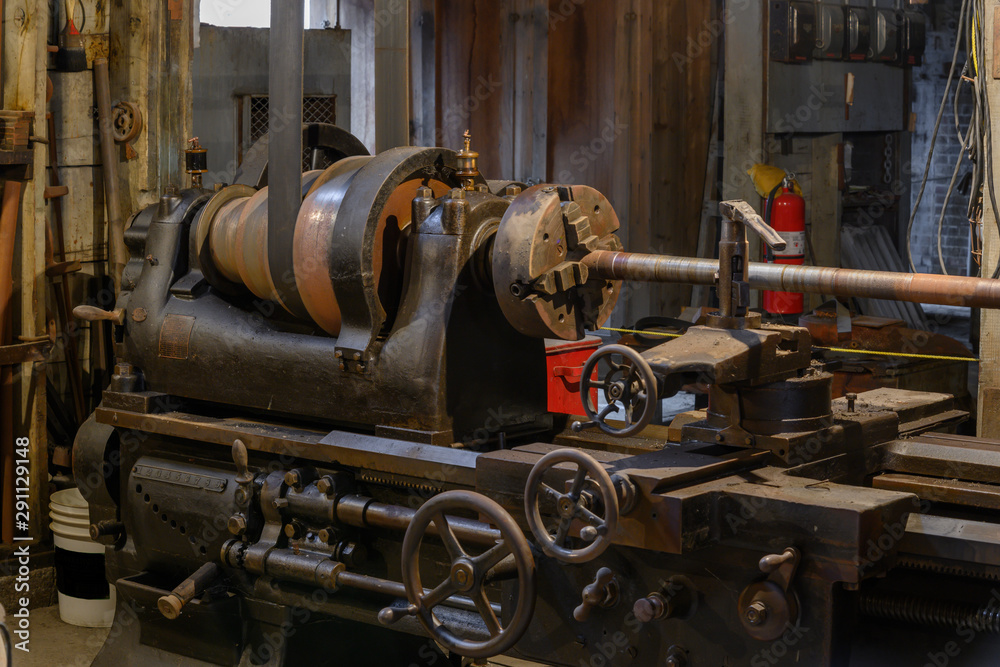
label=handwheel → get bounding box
[524,449,619,563]
[399,490,536,659]
[579,344,658,437]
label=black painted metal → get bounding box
[267,1,305,315]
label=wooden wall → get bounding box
[429,0,716,324]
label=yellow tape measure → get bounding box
[599,327,978,364]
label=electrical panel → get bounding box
[844,7,871,61]
[770,1,816,63]
[814,3,846,60]
[768,1,924,68]
[870,8,901,63]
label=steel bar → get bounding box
[267,1,305,311]
[336,495,502,546]
[584,251,1000,309]
[94,59,126,295]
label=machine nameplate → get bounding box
[133,464,227,492]
[159,314,196,359]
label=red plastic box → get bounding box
[545,336,601,415]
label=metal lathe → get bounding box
[68,115,1000,665]
[66,17,1000,661]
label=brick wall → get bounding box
[910,1,975,276]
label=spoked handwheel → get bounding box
[524,449,619,564]
[578,344,658,437]
[392,490,536,659]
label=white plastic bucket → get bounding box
[49,488,116,628]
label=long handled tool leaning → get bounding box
[0,181,24,543]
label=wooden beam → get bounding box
[611,0,653,325]
[979,1,1000,437]
[1,0,50,542]
[722,0,766,276]
[511,0,547,183]
[807,133,843,311]
[651,0,714,315]
[435,0,505,173]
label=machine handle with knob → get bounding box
[573,567,618,621]
[157,562,222,620]
[231,439,254,485]
[378,603,417,625]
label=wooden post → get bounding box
[609,0,653,326]
[722,0,766,269]
[979,1,1000,437]
[807,133,842,310]
[1,0,50,542]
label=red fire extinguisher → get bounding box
[764,176,806,315]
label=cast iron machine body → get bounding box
[72,127,1000,666]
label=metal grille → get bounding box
[246,95,337,170]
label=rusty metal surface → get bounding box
[493,185,623,340]
[873,473,1000,510]
[899,514,1000,567]
[582,250,1000,308]
[94,406,479,487]
[642,324,812,386]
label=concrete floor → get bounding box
[9,606,108,667]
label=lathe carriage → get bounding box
[71,124,1000,666]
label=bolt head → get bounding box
[284,470,301,488]
[341,542,367,566]
[744,600,769,626]
[316,476,335,496]
[228,515,247,535]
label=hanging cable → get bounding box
[907,0,971,273]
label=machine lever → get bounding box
[573,567,619,622]
[377,603,417,626]
[231,439,254,506]
[157,563,222,620]
[72,305,125,325]
[232,439,253,485]
[570,420,599,432]
[719,200,787,251]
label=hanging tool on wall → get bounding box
[45,110,86,424]
[94,58,127,296]
[0,181,23,543]
[55,0,87,72]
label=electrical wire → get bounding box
[907,0,970,273]
[936,64,977,275]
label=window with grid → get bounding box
[244,95,337,170]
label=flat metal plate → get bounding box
[768,61,905,133]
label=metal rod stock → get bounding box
[583,251,1000,309]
